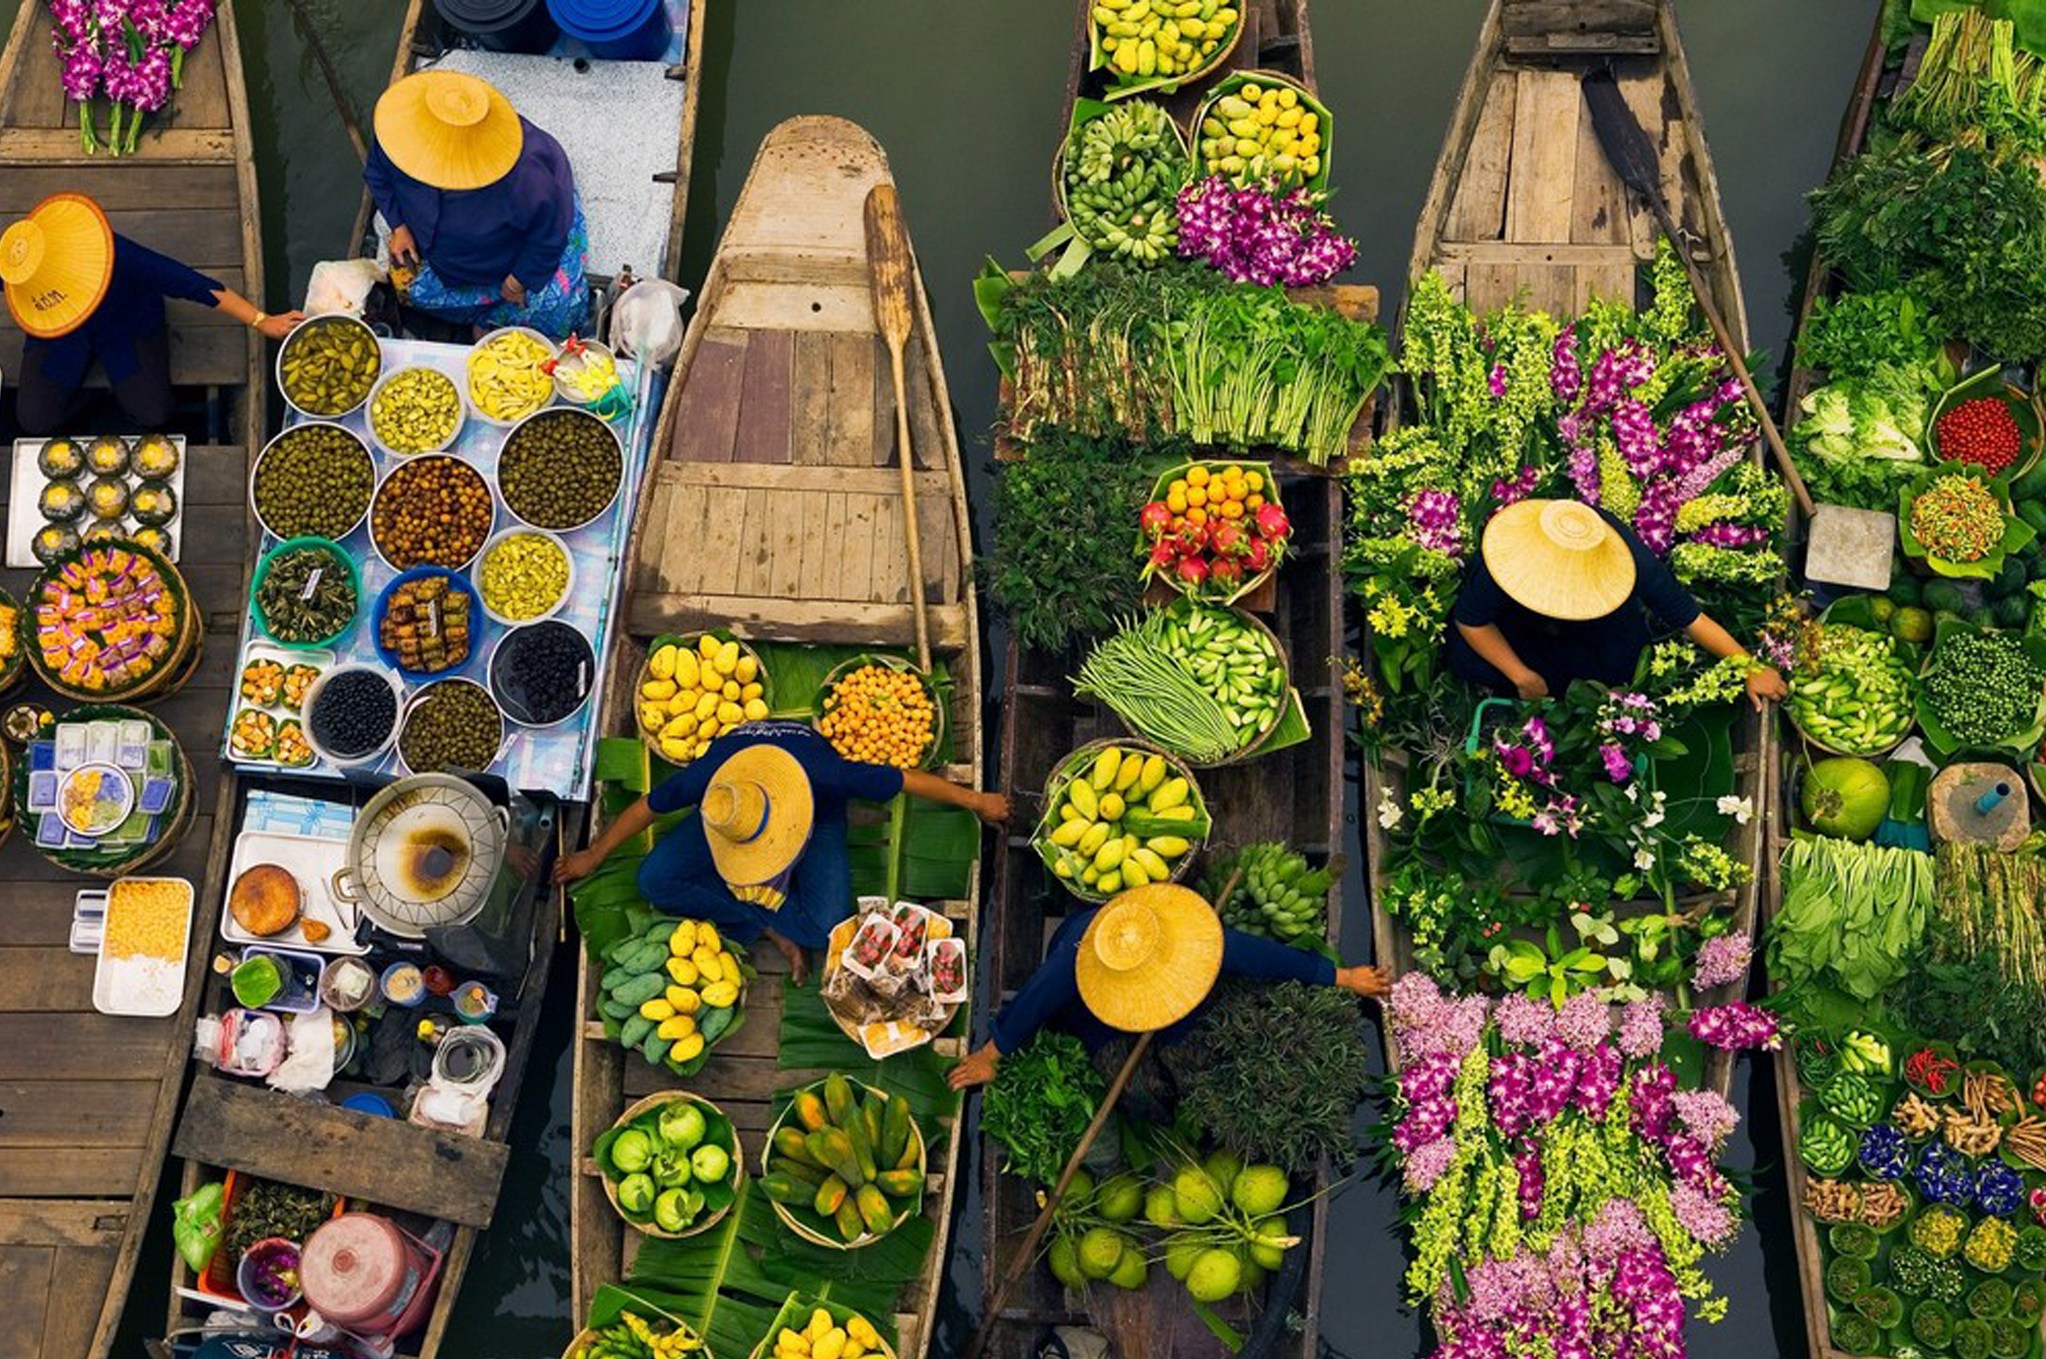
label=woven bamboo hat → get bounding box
[0,193,113,339]
[1480,499,1637,622]
[1075,884,1225,1033]
[701,743,814,892]
[373,71,524,191]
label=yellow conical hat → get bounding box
[1480,499,1638,622]
[373,71,524,191]
[1075,884,1225,1033]
[0,193,114,339]
[701,743,815,893]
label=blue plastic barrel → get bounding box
[546,0,670,60]
[434,0,559,54]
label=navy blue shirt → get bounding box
[365,118,576,291]
[989,906,1337,1055]
[647,719,904,821]
[24,233,222,388]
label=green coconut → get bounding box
[1801,758,1890,840]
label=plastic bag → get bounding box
[171,1180,226,1275]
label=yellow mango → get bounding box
[673,650,700,689]
[698,634,720,660]
[696,718,721,743]
[669,1032,706,1063]
[741,681,764,701]
[718,950,739,979]
[647,645,677,680]
[692,948,724,984]
[743,698,770,721]
[1050,818,1088,847]
[698,924,722,954]
[657,1015,697,1041]
[848,1317,881,1349]
[638,704,667,734]
[694,691,720,720]
[735,654,759,683]
[714,640,740,675]
[814,1333,845,1359]
[665,956,699,986]
[670,920,698,954]
[638,997,675,1021]
[666,985,702,1014]
[717,700,745,727]
[659,737,690,762]
[641,678,677,701]
[701,980,739,1008]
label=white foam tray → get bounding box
[7,436,189,567]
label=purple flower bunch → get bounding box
[1592,691,1662,785]
[1491,465,1541,507]
[1494,716,1558,785]
[1174,175,1358,287]
[1388,972,1490,1061]
[1617,995,1667,1059]
[43,0,210,154]
[1689,934,1752,992]
[1406,488,1465,559]
[1687,1002,1781,1052]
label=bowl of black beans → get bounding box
[302,665,403,767]
[489,620,597,728]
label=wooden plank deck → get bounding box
[573,117,985,1359]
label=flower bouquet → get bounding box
[47,0,217,156]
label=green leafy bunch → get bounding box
[981,1032,1107,1186]
[985,429,1156,652]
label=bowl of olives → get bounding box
[496,407,624,533]
[252,423,376,543]
[277,314,382,419]
[397,678,505,775]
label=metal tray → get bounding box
[6,436,189,567]
[221,829,368,955]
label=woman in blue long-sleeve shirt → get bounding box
[2,192,302,434]
[365,70,588,339]
[946,889,1388,1090]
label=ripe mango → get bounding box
[647,645,677,680]
[700,980,739,1008]
[667,1031,705,1064]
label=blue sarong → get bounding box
[403,196,591,340]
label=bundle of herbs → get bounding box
[1161,978,1370,1175]
[981,1032,1107,1186]
[1769,835,1932,1011]
[1898,844,2046,1074]
[986,429,1155,652]
[1887,10,2046,158]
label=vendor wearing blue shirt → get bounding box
[1,192,302,435]
[365,70,588,340]
[555,720,1007,980]
[1447,498,1785,709]
[947,883,1388,1091]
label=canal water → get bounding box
[0,0,1874,1352]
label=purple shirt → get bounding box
[365,116,576,291]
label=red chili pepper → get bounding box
[1906,1047,1959,1095]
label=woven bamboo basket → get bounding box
[596,1090,743,1241]
[1031,737,1210,903]
[26,540,201,703]
[758,1077,927,1251]
[744,1294,900,1359]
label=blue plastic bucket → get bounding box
[546,0,670,60]
[434,0,558,55]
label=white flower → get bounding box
[1634,846,1657,872]
[1643,790,1668,829]
[1377,789,1404,831]
[1625,783,1640,804]
[1716,795,1753,826]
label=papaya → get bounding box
[761,1172,816,1206]
[880,1094,913,1167]
[896,1126,921,1170]
[855,1183,896,1236]
[823,1073,858,1129]
[812,1174,849,1217]
[775,1126,823,1166]
[770,1155,828,1186]
[860,1101,885,1175]
[794,1091,830,1133]
[835,1199,867,1243]
[875,1168,924,1199]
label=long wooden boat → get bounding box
[570,116,983,1359]
[0,3,262,1356]
[1769,17,1919,1359]
[154,8,707,1359]
[980,3,1361,1357]
[1367,0,1768,1097]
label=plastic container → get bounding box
[300,664,404,769]
[451,980,499,1023]
[342,1091,396,1118]
[237,1237,304,1311]
[300,1213,442,1338]
[471,527,575,627]
[433,0,558,54]
[239,945,325,1013]
[250,537,361,650]
[372,567,482,679]
[320,955,377,1012]
[432,1024,506,1092]
[381,961,426,1008]
[546,0,669,59]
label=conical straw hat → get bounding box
[701,743,814,893]
[1075,884,1224,1033]
[373,71,524,191]
[1480,499,1637,622]
[0,193,113,339]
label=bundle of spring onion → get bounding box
[1075,603,1287,763]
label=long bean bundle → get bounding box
[1076,612,1240,763]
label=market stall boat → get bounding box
[152,9,709,1359]
[978,2,1367,1357]
[568,116,983,1359]
[1365,0,1768,1096]
[0,2,263,1355]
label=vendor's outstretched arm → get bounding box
[553,795,657,884]
[900,768,1011,825]
[1456,621,1547,700]
[948,946,1082,1089]
[1684,613,1787,711]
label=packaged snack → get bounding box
[842,915,899,982]
[927,936,968,1005]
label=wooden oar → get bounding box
[864,184,934,673]
[282,0,368,164]
[1581,66,1815,518]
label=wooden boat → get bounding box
[1367,0,1768,1096]
[570,116,983,1359]
[1769,17,1915,1359]
[979,3,1362,1357]
[153,9,708,1359]
[0,3,263,1356]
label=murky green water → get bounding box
[0,0,1875,1352]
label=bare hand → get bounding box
[501,274,527,307]
[1514,671,1550,702]
[389,224,419,268]
[257,309,305,341]
[947,1042,1001,1091]
[976,791,1012,826]
[551,847,604,886]
[1337,965,1391,1000]
[1746,664,1788,712]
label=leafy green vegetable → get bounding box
[1793,368,1930,509]
[982,1032,1107,1186]
[1890,9,2046,155]
[1769,835,1932,1006]
[1162,979,1371,1175]
[1799,289,1949,380]
[986,429,1155,652]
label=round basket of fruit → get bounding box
[1191,71,1332,194]
[561,1309,704,1359]
[811,654,945,770]
[1138,461,1290,605]
[747,1300,897,1359]
[594,1091,742,1240]
[635,633,771,765]
[1033,739,1209,902]
[595,916,749,1078]
[1088,0,1243,99]
[757,1073,927,1250]
[1929,367,2045,484]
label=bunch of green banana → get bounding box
[1203,842,1331,945]
[1063,101,1188,264]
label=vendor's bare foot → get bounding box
[764,930,808,985]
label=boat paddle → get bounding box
[963,865,1245,1359]
[1581,66,1815,518]
[282,0,368,164]
[864,184,934,673]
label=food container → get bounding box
[250,422,376,544]
[635,633,772,764]
[927,935,968,1006]
[489,619,597,728]
[1928,366,2046,483]
[495,406,625,533]
[299,1213,443,1339]
[365,363,468,458]
[6,435,190,566]
[92,875,194,1017]
[194,1008,288,1079]
[60,762,133,837]
[373,567,480,679]
[1031,738,1210,903]
[222,830,368,955]
[319,955,377,1011]
[549,338,621,406]
[277,313,382,420]
[451,979,498,1023]
[228,644,329,771]
[396,678,506,776]
[466,326,557,426]
[300,664,404,769]
[236,1237,305,1311]
[250,537,360,650]
[744,1296,900,1359]
[811,653,946,770]
[239,945,325,1014]
[381,961,425,1008]
[433,1024,506,1091]
[369,453,495,572]
[471,527,575,627]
